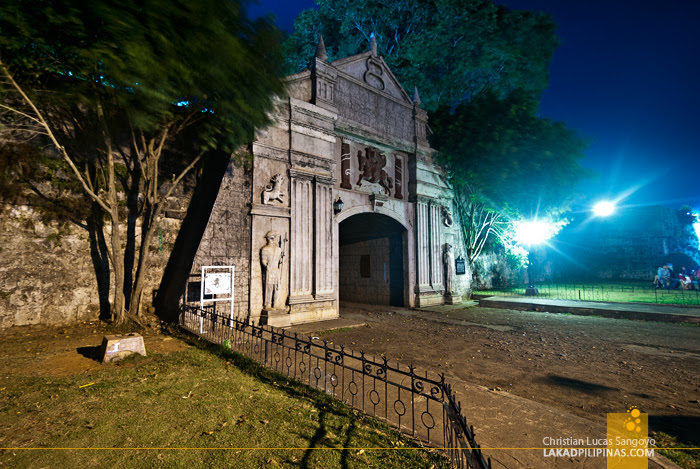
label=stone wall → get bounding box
[189,162,253,318]
[0,203,182,329]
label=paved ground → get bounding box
[290,300,700,469]
[477,296,700,324]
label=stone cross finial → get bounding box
[413,86,422,106]
[315,35,328,62]
[370,32,377,57]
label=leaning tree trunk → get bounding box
[128,203,162,317]
[109,210,127,323]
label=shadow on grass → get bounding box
[177,330,356,467]
[543,374,617,393]
[169,327,438,469]
[649,415,700,447]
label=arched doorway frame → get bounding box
[334,202,416,307]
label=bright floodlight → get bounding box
[515,221,553,246]
[593,201,615,217]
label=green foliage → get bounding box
[432,89,589,217]
[0,0,285,153]
[1,0,286,321]
[430,89,589,263]
[283,0,557,110]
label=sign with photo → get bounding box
[204,273,231,295]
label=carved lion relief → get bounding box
[356,147,393,195]
[262,174,285,205]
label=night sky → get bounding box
[250,0,700,212]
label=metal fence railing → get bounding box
[473,283,700,306]
[180,305,491,469]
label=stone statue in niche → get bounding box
[262,174,285,205]
[356,147,393,195]
[260,231,287,309]
[443,243,455,293]
[441,205,453,227]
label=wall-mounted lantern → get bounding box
[333,196,344,215]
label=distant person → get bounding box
[656,264,672,289]
[666,264,681,290]
[679,266,693,290]
[685,267,699,290]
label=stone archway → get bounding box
[339,213,407,306]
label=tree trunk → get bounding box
[129,204,161,317]
[109,212,127,323]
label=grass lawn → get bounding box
[0,328,448,468]
[475,280,700,305]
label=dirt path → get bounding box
[313,303,700,445]
[0,321,189,378]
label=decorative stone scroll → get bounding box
[441,205,453,227]
[356,147,393,195]
[262,174,285,205]
[340,141,352,189]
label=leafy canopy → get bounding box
[0,0,285,321]
[282,0,558,111]
[431,89,590,219]
[0,0,285,151]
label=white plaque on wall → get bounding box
[204,273,231,295]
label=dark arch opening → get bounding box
[339,213,406,306]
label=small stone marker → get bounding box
[100,333,147,363]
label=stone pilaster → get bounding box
[314,176,335,300]
[289,170,315,303]
[429,201,443,290]
[416,197,430,288]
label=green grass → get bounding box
[475,281,700,305]
[652,431,700,469]
[0,334,448,469]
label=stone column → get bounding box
[416,197,430,288]
[289,170,314,302]
[430,202,443,289]
[314,176,335,299]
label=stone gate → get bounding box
[187,37,469,327]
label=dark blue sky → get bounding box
[250,0,700,212]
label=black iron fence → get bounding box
[474,283,700,306]
[180,305,491,469]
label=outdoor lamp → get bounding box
[593,201,616,217]
[515,220,553,295]
[333,196,344,215]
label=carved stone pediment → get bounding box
[330,52,412,104]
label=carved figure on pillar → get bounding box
[356,147,393,195]
[443,243,455,293]
[261,231,286,309]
